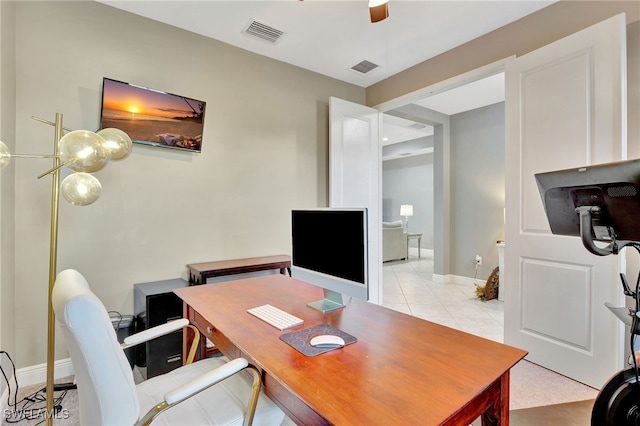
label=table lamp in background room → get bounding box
[400,204,413,232]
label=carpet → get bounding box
[1,376,78,426]
[510,399,594,425]
[509,359,598,410]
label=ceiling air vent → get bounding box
[243,19,285,44]
[351,60,379,74]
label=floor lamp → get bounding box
[0,113,132,425]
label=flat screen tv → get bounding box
[291,208,369,312]
[100,77,206,152]
[535,158,640,255]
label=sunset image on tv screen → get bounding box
[101,78,206,152]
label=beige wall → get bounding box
[367,1,640,107]
[3,0,639,370]
[0,0,17,390]
[8,1,363,368]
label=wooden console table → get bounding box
[186,254,291,285]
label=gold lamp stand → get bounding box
[45,113,63,425]
[0,113,132,426]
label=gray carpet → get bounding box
[510,399,594,425]
[509,359,598,410]
[1,376,78,426]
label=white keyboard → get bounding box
[247,304,304,331]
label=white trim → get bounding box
[15,358,74,388]
[431,273,486,287]
[420,248,434,259]
[452,274,486,287]
[382,147,433,162]
[406,247,434,259]
[431,273,452,283]
[373,56,516,112]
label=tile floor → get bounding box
[382,255,505,343]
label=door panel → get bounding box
[520,53,592,233]
[505,14,627,388]
[521,258,591,349]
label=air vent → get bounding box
[608,185,637,197]
[351,60,379,74]
[243,19,285,44]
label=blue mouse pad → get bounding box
[279,323,357,357]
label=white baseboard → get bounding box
[15,358,74,388]
[431,273,452,283]
[432,273,486,286]
[407,247,434,259]
[453,274,486,286]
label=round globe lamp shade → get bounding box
[97,128,132,161]
[60,172,102,206]
[58,130,110,173]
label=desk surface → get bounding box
[175,275,526,425]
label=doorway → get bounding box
[380,69,506,285]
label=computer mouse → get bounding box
[309,334,345,348]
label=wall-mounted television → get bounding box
[100,78,206,153]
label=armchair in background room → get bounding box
[383,220,407,262]
[52,269,284,426]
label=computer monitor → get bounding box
[291,208,369,312]
[535,158,640,255]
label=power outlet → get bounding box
[475,255,482,266]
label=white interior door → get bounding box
[329,97,382,305]
[504,14,627,388]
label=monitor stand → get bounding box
[307,289,345,313]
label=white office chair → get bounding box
[52,269,285,426]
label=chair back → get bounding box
[52,269,139,425]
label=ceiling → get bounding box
[97,0,553,147]
[98,0,553,88]
[380,71,505,148]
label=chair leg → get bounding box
[137,402,169,426]
[185,325,201,365]
[243,365,262,426]
[136,363,263,426]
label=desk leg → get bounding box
[188,272,203,285]
[418,236,421,259]
[481,372,510,426]
[281,267,292,276]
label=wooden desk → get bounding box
[186,254,291,284]
[175,275,527,425]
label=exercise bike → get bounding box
[535,159,640,426]
[588,240,640,426]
